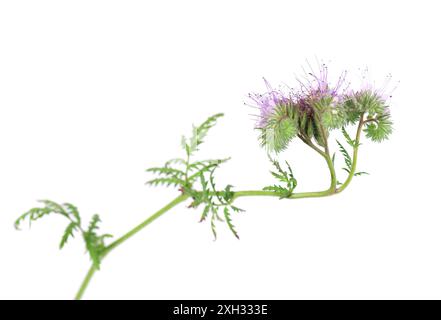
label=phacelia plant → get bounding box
[16,63,394,299]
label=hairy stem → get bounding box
[337,114,365,193]
[298,134,336,192]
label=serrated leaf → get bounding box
[186,113,224,155]
[210,210,217,240]
[38,200,67,216]
[146,167,186,177]
[336,140,352,173]
[199,205,210,222]
[224,207,239,239]
[64,203,81,224]
[15,201,65,230]
[146,177,186,188]
[83,214,111,270]
[263,185,291,198]
[264,157,297,197]
[223,185,235,203]
[59,222,77,249]
[342,127,358,148]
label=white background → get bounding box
[0,1,440,300]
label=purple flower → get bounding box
[294,63,347,109]
[347,69,397,102]
[247,78,291,128]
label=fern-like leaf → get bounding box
[83,214,111,269]
[224,207,239,239]
[210,208,218,240]
[342,127,359,148]
[15,200,70,230]
[146,177,186,188]
[263,158,297,198]
[336,140,352,173]
[146,167,186,177]
[16,201,112,268]
[64,203,81,224]
[59,222,77,249]
[183,113,224,156]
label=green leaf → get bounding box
[15,200,67,230]
[16,200,112,269]
[146,167,186,177]
[64,203,81,224]
[199,205,211,222]
[342,127,358,148]
[354,171,369,176]
[146,177,186,188]
[165,158,187,167]
[188,158,230,171]
[38,200,67,216]
[223,185,235,203]
[83,214,111,270]
[59,222,77,249]
[210,208,218,240]
[263,185,291,198]
[263,158,297,198]
[224,207,239,239]
[186,113,224,155]
[336,140,352,173]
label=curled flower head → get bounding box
[248,63,395,153]
[342,70,396,141]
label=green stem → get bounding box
[232,189,334,200]
[324,153,337,191]
[337,114,365,193]
[74,194,189,300]
[74,118,366,299]
[298,134,336,192]
[75,264,96,300]
[74,186,339,299]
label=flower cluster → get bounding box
[248,64,394,152]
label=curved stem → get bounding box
[337,114,365,193]
[298,134,326,157]
[74,120,366,299]
[73,185,342,299]
[298,134,336,192]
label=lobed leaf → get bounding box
[59,222,78,249]
[336,140,352,173]
[224,207,239,239]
